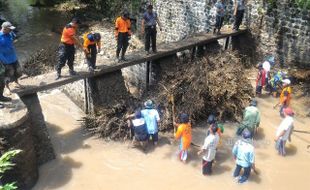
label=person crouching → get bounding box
[83,32,101,72]
[127,110,148,150]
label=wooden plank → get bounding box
[15,28,247,97]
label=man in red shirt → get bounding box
[55,17,82,80]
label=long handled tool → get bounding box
[169,94,176,133]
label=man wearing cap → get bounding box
[141,100,160,145]
[174,113,192,163]
[279,79,292,117]
[115,11,131,62]
[197,124,220,175]
[141,4,162,55]
[83,32,101,72]
[55,18,83,80]
[275,107,294,156]
[236,99,260,138]
[232,129,256,184]
[0,21,23,93]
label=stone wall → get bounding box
[151,0,309,66]
[0,95,39,190]
[247,0,310,67]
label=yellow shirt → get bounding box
[280,86,292,106]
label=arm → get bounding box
[115,18,119,38]
[72,35,83,49]
[141,19,145,34]
[274,130,286,141]
[234,0,238,16]
[97,40,101,53]
[156,16,162,31]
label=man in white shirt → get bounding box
[197,124,220,175]
[275,107,294,156]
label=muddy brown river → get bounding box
[31,89,310,190]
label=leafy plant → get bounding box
[0,150,22,190]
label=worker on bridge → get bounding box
[55,17,83,80]
[83,32,101,72]
[115,11,131,62]
[233,0,246,31]
[141,4,162,55]
[213,0,226,35]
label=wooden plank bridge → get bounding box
[15,28,247,97]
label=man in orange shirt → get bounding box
[83,32,101,72]
[115,11,131,62]
[174,113,192,163]
[279,79,292,117]
[55,17,83,80]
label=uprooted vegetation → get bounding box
[81,50,254,140]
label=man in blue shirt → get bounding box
[0,21,22,93]
[141,4,162,55]
[141,99,160,145]
[0,22,18,104]
[232,129,256,183]
[213,0,226,35]
[233,0,246,31]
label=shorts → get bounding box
[4,61,22,83]
[148,132,158,143]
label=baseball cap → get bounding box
[1,21,16,30]
[284,107,294,116]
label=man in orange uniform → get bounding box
[83,32,101,72]
[279,79,292,117]
[55,17,82,80]
[115,11,131,62]
[174,113,192,163]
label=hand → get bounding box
[128,35,131,40]
[86,54,91,58]
[141,29,145,35]
[97,48,101,53]
[159,27,162,32]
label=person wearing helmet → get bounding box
[115,11,131,62]
[141,4,162,55]
[174,113,192,163]
[236,99,260,138]
[255,63,266,96]
[275,107,294,156]
[141,99,160,145]
[55,17,83,80]
[279,79,292,117]
[83,32,101,72]
[232,128,256,184]
[197,124,220,175]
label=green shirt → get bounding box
[241,106,260,129]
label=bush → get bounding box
[0,150,22,190]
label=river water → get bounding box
[32,89,310,190]
[0,0,66,63]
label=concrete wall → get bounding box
[0,96,38,189]
[61,80,86,112]
[20,94,55,165]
